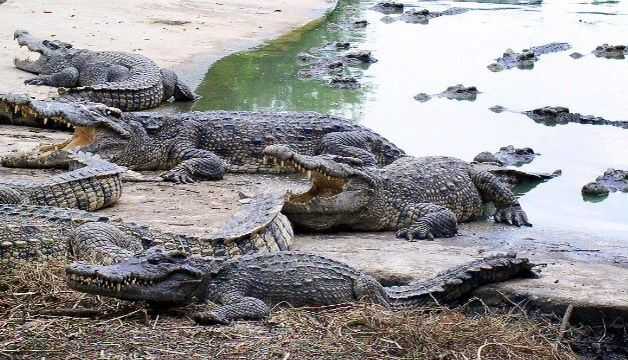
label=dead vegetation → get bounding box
[0,261,578,359]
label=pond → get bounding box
[180,0,628,245]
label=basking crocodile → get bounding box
[0,191,292,266]
[263,145,531,240]
[0,152,123,211]
[0,94,405,183]
[13,30,197,111]
[66,248,534,324]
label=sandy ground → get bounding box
[0,0,336,96]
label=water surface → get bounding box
[184,0,628,249]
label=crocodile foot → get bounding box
[494,204,531,227]
[24,77,47,86]
[192,311,229,325]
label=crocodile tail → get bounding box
[59,81,164,111]
[385,254,535,310]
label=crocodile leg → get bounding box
[0,186,27,204]
[319,131,385,166]
[193,294,270,325]
[469,169,531,227]
[160,148,226,183]
[396,203,459,240]
[24,67,79,87]
[69,222,143,264]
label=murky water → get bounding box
[185,0,628,245]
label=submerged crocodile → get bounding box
[0,152,123,211]
[0,192,292,266]
[13,30,197,111]
[66,248,534,324]
[488,43,571,72]
[0,94,405,183]
[263,145,530,240]
[414,84,480,103]
[491,105,628,129]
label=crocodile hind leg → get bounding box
[193,295,270,325]
[160,148,226,183]
[69,222,143,264]
[469,169,531,227]
[396,203,459,241]
[320,131,396,166]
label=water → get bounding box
[185,0,628,245]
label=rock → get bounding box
[570,52,584,59]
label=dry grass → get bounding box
[0,261,578,359]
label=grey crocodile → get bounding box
[593,44,627,59]
[0,191,292,266]
[0,152,123,211]
[488,43,571,72]
[13,30,196,111]
[0,94,405,183]
[473,145,537,167]
[400,8,469,24]
[582,169,628,198]
[65,248,534,324]
[414,84,480,103]
[263,145,530,240]
[489,105,628,129]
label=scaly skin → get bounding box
[0,152,123,211]
[263,145,531,240]
[65,249,534,324]
[0,192,293,266]
[13,30,196,111]
[0,94,405,183]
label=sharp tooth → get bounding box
[280,160,285,167]
[307,170,312,179]
[263,155,268,165]
[43,118,48,125]
[66,122,71,128]
[116,283,121,292]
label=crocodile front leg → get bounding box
[160,148,226,183]
[396,203,459,241]
[469,169,531,227]
[193,294,270,325]
[24,67,79,87]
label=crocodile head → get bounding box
[13,30,79,75]
[65,247,215,304]
[263,145,378,231]
[0,94,145,168]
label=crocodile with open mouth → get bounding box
[65,248,534,324]
[0,94,405,183]
[262,145,531,240]
[13,30,197,111]
[0,191,293,266]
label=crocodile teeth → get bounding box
[116,283,121,292]
[306,170,312,179]
[43,117,48,125]
[262,155,268,165]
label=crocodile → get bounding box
[263,145,531,240]
[0,152,123,211]
[65,248,534,324]
[0,94,405,183]
[582,169,628,198]
[414,84,480,103]
[0,191,292,266]
[487,43,571,72]
[473,145,537,167]
[13,30,197,111]
[490,105,628,129]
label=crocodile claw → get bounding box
[192,311,229,325]
[160,170,196,184]
[494,204,531,227]
[395,226,435,241]
[24,77,47,86]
